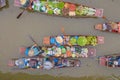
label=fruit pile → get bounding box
[21,0,97,17]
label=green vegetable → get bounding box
[57,2,64,10]
[70,37,77,45]
[61,48,66,54]
[47,9,54,14]
[77,36,87,46]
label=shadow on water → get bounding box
[0,71,119,80]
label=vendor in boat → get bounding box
[108,21,119,32]
[95,21,119,32]
[25,44,44,57]
[28,0,34,10]
[28,59,42,69]
[53,58,63,68]
[55,35,64,46]
[95,23,112,32]
[20,0,31,8]
[103,23,112,31]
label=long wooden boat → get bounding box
[0,0,6,9]
[8,56,81,70]
[95,22,120,34]
[20,45,96,58]
[14,0,103,19]
[98,54,120,67]
[43,34,104,47]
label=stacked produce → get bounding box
[22,45,96,58]
[9,56,81,70]
[41,46,91,58]
[19,0,99,17]
[44,35,98,46]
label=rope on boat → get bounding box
[102,16,114,23]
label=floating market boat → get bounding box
[98,54,120,67]
[14,0,103,19]
[95,22,120,34]
[0,0,6,8]
[20,45,96,58]
[8,56,81,70]
[43,35,104,47]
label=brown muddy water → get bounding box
[0,0,120,79]
[0,71,120,80]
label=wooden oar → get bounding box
[28,35,38,45]
[17,9,25,19]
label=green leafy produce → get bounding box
[47,9,54,14]
[77,36,87,46]
[57,2,65,10]
[70,37,77,45]
[61,48,66,54]
[48,1,58,8]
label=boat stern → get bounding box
[43,36,50,45]
[98,56,107,66]
[8,60,15,67]
[97,36,104,44]
[19,47,26,55]
[95,24,103,30]
[88,48,96,57]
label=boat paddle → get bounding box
[17,9,25,19]
[28,35,44,54]
[28,35,38,45]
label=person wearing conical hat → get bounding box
[56,36,64,46]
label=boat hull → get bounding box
[19,45,96,58]
[98,54,120,67]
[14,0,103,18]
[8,56,81,70]
[95,22,120,34]
[43,35,104,46]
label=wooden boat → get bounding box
[43,34,104,47]
[20,45,96,58]
[14,0,104,19]
[0,0,7,9]
[95,22,120,34]
[8,56,81,70]
[98,54,120,67]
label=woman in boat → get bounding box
[28,0,34,10]
[25,44,44,57]
[43,58,54,70]
[108,21,119,32]
[53,58,63,68]
[103,23,113,31]
[28,58,42,69]
[95,21,119,32]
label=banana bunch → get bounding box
[86,36,97,46]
